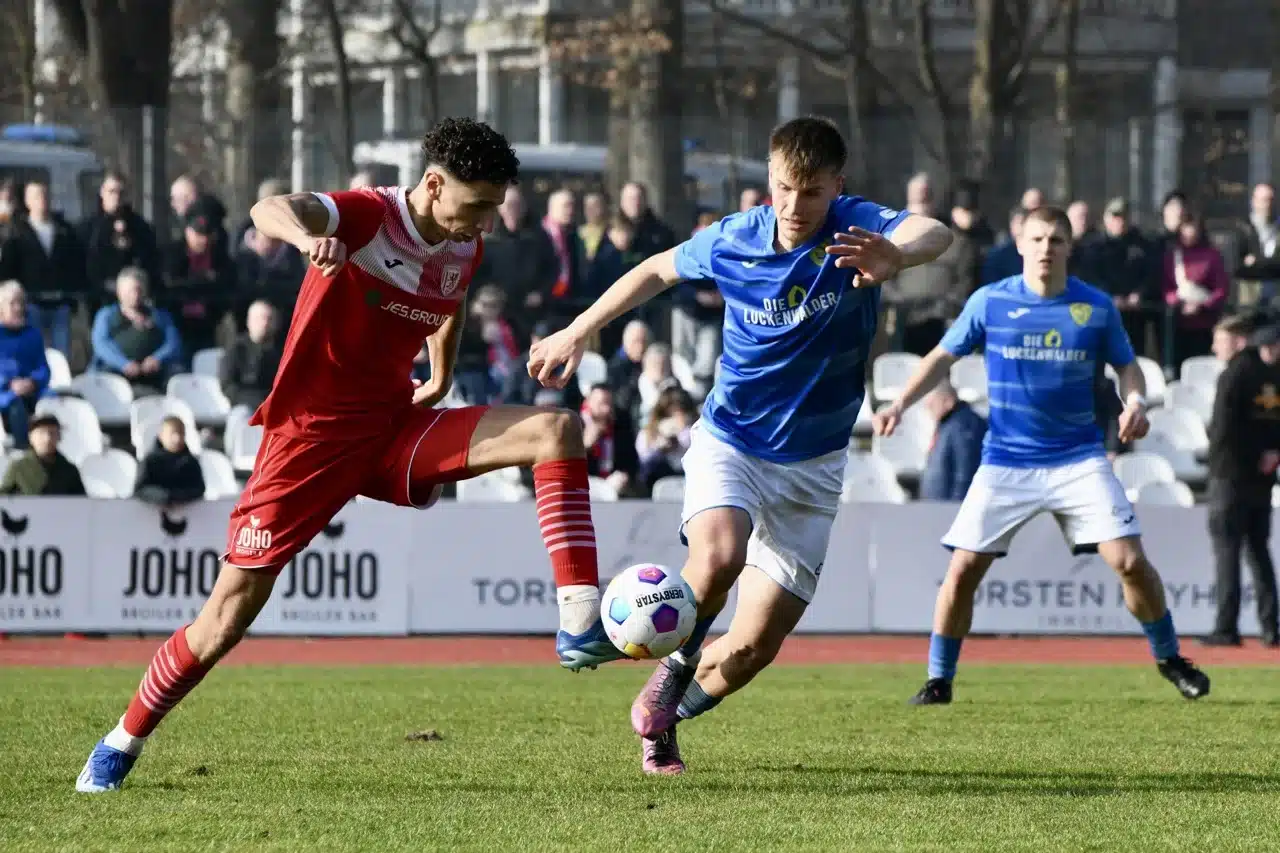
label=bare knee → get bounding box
[686,530,749,607]
[945,551,993,598]
[535,408,584,462]
[186,568,272,663]
[1102,540,1149,582]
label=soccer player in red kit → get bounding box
[76,118,624,793]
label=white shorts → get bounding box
[679,423,845,603]
[942,455,1141,556]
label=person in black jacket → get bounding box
[134,416,206,507]
[219,300,282,411]
[0,180,89,354]
[1203,315,1280,646]
[79,172,161,308]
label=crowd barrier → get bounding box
[0,499,1261,636]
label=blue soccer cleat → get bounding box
[556,619,627,671]
[75,739,138,793]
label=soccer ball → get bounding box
[602,563,698,660]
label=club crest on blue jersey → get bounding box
[1069,302,1093,326]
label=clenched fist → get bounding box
[303,236,348,277]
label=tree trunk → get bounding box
[627,0,685,229]
[967,0,998,186]
[319,0,355,181]
[841,0,870,192]
[1052,0,1079,204]
[605,86,631,203]
[223,0,283,220]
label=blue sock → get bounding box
[1141,610,1180,661]
[676,678,721,720]
[927,633,963,681]
[676,614,715,659]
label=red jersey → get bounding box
[252,186,483,439]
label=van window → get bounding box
[0,165,52,195]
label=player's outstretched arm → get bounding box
[872,346,957,436]
[827,215,952,284]
[886,214,954,269]
[250,193,346,276]
[528,249,684,388]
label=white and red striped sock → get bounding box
[533,459,601,635]
[111,627,209,751]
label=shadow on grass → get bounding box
[740,765,1280,797]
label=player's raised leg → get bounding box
[1095,535,1209,699]
[76,565,277,792]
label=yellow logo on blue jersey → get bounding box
[808,239,831,266]
[1044,328,1063,348]
[1069,303,1093,326]
[787,285,806,308]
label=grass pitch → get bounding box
[3,662,1280,852]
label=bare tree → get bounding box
[49,0,174,229]
[315,0,355,181]
[628,0,686,228]
[1052,0,1080,203]
[222,0,286,217]
[0,0,38,121]
[387,0,443,127]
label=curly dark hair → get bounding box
[420,118,520,185]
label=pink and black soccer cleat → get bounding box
[641,726,685,776]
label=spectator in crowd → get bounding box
[134,415,206,507]
[219,300,282,411]
[1157,190,1189,248]
[169,175,230,255]
[586,215,645,302]
[0,413,85,496]
[670,260,724,401]
[1086,198,1162,353]
[635,385,697,493]
[0,281,51,448]
[1020,187,1045,213]
[619,182,676,258]
[476,185,559,333]
[502,318,583,410]
[232,178,288,249]
[608,319,650,416]
[163,211,238,353]
[917,379,985,502]
[631,342,681,426]
[0,178,15,241]
[1240,182,1280,303]
[90,267,182,395]
[1164,214,1229,370]
[234,224,306,325]
[1204,317,1280,647]
[1067,200,1093,241]
[471,283,521,387]
[0,179,88,355]
[451,291,500,405]
[578,191,609,267]
[1066,199,1101,277]
[542,188,583,314]
[348,170,376,189]
[739,187,763,212]
[979,206,1027,285]
[885,173,967,355]
[80,172,160,306]
[581,383,637,496]
[947,180,994,287]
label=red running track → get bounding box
[1,635,1278,668]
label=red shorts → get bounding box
[224,405,488,571]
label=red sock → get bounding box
[533,459,599,588]
[122,627,209,738]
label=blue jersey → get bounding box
[939,275,1136,468]
[673,197,909,462]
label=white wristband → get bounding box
[1126,392,1146,409]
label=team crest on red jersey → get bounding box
[440,265,462,295]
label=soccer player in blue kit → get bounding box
[529,116,955,774]
[874,206,1211,705]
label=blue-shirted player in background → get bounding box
[529,117,955,774]
[875,206,1211,706]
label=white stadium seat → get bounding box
[45,348,72,390]
[1179,355,1224,392]
[651,476,685,502]
[576,351,609,396]
[871,432,927,478]
[670,352,697,392]
[192,347,224,378]
[35,396,104,464]
[842,451,908,503]
[1113,451,1175,494]
[949,355,988,402]
[1136,356,1168,406]
[872,352,921,402]
[223,404,254,451]
[588,476,619,502]
[167,374,232,423]
[1274,485,1280,508]
[1132,432,1207,484]
[227,422,264,471]
[82,475,118,499]
[1146,407,1209,455]
[1134,480,1195,508]
[78,449,138,498]
[1163,381,1213,427]
[199,450,241,499]
[70,371,133,427]
[456,474,529,502]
